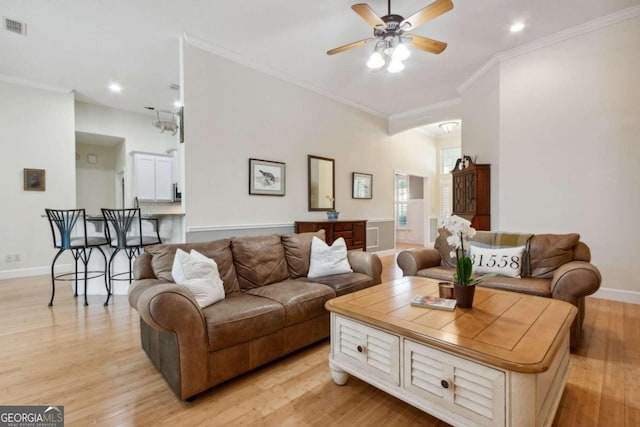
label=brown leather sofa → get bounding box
[397,230,601,349]
[128,231,382,400]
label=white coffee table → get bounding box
[325,276,576,427]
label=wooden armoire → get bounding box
[451,156,491,230]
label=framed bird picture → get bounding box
[249,158,286,196]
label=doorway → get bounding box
[394,172,430,249]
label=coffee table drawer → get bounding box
[333,316,400,386]
[404,339,505,426]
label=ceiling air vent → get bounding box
[169,83,180,91]
[4,17,27,35]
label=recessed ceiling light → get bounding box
[173,100,182,108]
[510,22,525,33]
[108,83,122,93]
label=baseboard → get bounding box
[591,287,640,305]
[0,264,71,281]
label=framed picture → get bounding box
[24,168,46,191]
[249,158,285,196]
[352,172,372,199]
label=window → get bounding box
[395,174,409,228]
[441,147,461,174]
[439,147,461,224]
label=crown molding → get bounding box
[388,97,462,122]
[182,33,386,119]
[458,4,640,94]
[0,74,72,94]
[387,97,461,135]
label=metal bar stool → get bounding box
[101,208,161,305]
[45,209,109,306]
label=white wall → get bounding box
[75,142,116,214]
[461,65,501,228]
[75,101,178,206]
[182,42,438,250]
[461,16,640,296]
[0,80,75,277]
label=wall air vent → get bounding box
[4,17,27,35]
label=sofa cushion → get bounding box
[478,276,552,298]
[416,266,457,282]
[172,249,225,308]
[281,230,326,279]
[202,292,285,351]
[308,237,353,278]
[146,240,240,293]
[301,272,373,296]
[529,234,580,279]
[246,279,335,326]
[416,266,552,297]
[434,228,457,268]
[231,235,289,289]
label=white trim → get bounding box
[388,98,461,122]
[0,264,71,280]
[0,73,73,94]
[365,218,395,223]
[182,33,385,119]
[187,219,394,233]
[371,249,396,257]
[458,4,640,94]
[591,288,640,305]
[457,57,499,93]
[187,222,294,233]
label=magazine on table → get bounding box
[411,295,457,311]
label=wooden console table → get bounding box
[295,220,366,251]
[326,276,576,426]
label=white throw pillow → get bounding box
[307,236,353,279]
[171,249,225,308]
[470,245,526,278]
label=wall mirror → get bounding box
[308,155,335,211]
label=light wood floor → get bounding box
[0,253,638,426]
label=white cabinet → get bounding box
[133,153,173,202]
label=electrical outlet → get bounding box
[4,255,11,263]
[14,254,21,262]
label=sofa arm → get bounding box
[551,261,602,306]
[397,248,442,277]
[136,283,210,399]
[348,251,383,285]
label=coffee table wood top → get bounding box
[326,276,577,373]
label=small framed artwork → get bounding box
[24,168,46,191]
[249,158,285,196]
[352,172,372,199]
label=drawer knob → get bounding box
[440,380,450,389]
[357,345,364,353]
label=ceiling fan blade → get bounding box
[351,4,386,28]
[402,0,453,30]
[408,35,448,54]
[327,39,371,55]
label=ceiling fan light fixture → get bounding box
[387,59,405,73]
[367,51,385,69]
[392,43,411,61]
[439,121,459,133]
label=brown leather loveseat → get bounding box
[397,231,601,349]
[128,231,382,400]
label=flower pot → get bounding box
[454,284,476,308]
[327,212,339,220]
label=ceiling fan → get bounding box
[327,0,453,73]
